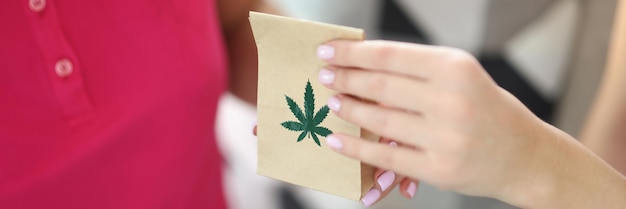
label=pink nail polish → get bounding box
[389,141,398,147]
[317,45,335,60]
[318,69,335,85]
[327,96,341,112]
[377,171,395,191]
[361,188,381,207]
[407,182,417,198]
[325,135,343,150]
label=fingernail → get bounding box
[318,69,335,85]
[361,188,381,207]
[389,141,398,147]
[377,171,395,191]
[326,135,343,150]
[407,182,417,198]
[328,96,341,112]
[317,45,335,60]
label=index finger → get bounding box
[318,40,444,79]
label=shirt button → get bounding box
[55,59,73,78]
[29,0,46,13]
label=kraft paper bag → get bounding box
[249,12,378,201]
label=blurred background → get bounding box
[216,0,617,208]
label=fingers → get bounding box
[373,139,400,192]
[319,67,431,113]
[359,138,397,207]
[318,40,443,79]
[374,139,419,200]
[327,95,430,147]
[356,139,420,206]
[365,152,397,206]
[399,178,419,199]
[362,176,418,206]
[326,133,430,180]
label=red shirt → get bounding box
[0,0,228,208]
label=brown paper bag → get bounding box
[249,12,378,201]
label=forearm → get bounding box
[223,14,258,105]
[580,0,626,174]
[507,124,626,209]
[581,102,626,174]
[219,0,280,105]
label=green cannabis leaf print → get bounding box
[280,80,333,147]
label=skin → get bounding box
[252,127,417,205]
[317,40,626,208]
[218,0,268,105]
[580,0,626,175]
[242,2,626,207]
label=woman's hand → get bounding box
[360,138,419,207]
[315,40,626,208]
[252,125,418,207]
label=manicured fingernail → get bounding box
[407,182,417,198]
[361,188,381,207]
[317,45,335,60]
[377,171,395,191]
[326,135,343,150]
[389,141,398,147]
[328,96,341,112]
[318,69,335,85]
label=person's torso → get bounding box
[0,0,228,208]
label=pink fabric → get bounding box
[0,0,228,208]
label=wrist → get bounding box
[502,123,626,209]
[495,121,560,209]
